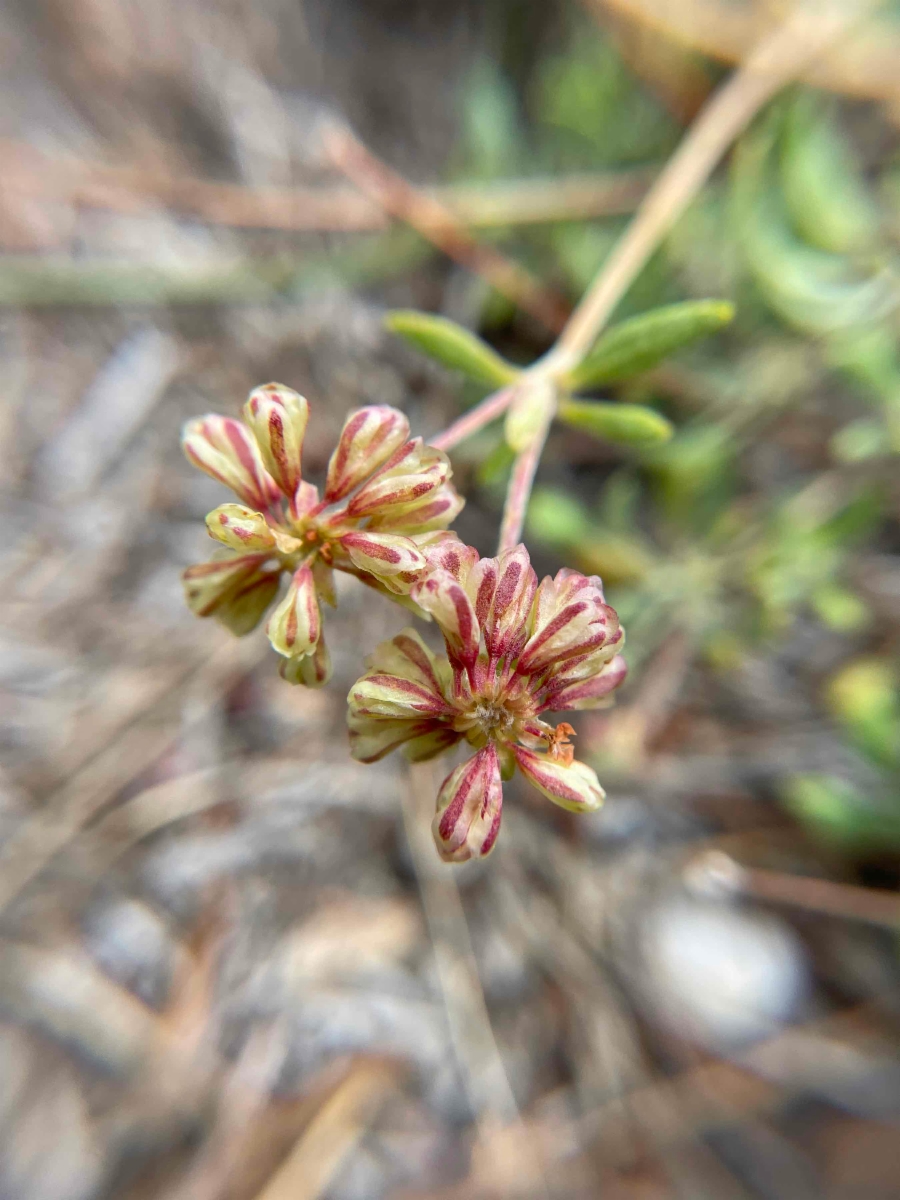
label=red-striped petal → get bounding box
[340,530,426,578]
[432,744,503,863]
[266,563,320,658]
[182,414,281,511]
[182,553,274,618]
[544,654,627,711]
[513,746,605,813]
[325,406,410,502]
[411,568,480,668]
[243,383,308,499]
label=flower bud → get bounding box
[292,480,320,520]
[366,482,465,533]
[348,713,451,763]
[214,569,281,636]
[340,530,426,578]
[182,553,273,618]
[325,406,410,502]
[267,563,320,658]
[432,744,503,863]
[205,504,276,553]
[518,570,616,675]
[545,654,628,710]
[513,746,605,812]
[347,439,450,519]
[468,545,537,660]
[243,383,309,500]
[182,415,280,511]
[348,667,452,720]
[411,568,479,669]
[279,636,332,687]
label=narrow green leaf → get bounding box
[385,310,521,387]
[558,399,672,446]
[566,300,734,389]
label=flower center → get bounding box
[471,701,515,739]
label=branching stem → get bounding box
[497,401,554,553]
[492,0,878,555]
[429,386,516,452]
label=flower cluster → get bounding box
[181,384,463,685]
[347,542,627,861]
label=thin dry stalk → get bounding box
[688,851,900,928]
[403,761,552,1197]
[322,124,571,334]
[251,1058,400,1200]
[0,139,654,236]
[549,0,883,374]
[589,0,900,107]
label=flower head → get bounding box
[182,384,463,684]
[347,543,626,860]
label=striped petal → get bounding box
[422,536,479,583]
[182,553,274,618]
[513,747,605,813]
[182,414,280,511]
[359,628,453,701]
[403,726,465,762]
[325,406,410,502]
[340,530,426,578]
[347,439,450,519]
[266,563,320,658]
[205,504,276,553]
[432,744,503,863]
[518,569,615,675]
[468,544,537,661]
[279,636,332,687]
[348,713,447,763]
[367,481,465,533]
[411,567,480,668]
[544,654,628,712]
[348,671,452,720]
[243,383,309,500]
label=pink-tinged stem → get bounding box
[497,404,553,554]
[430,387,515,452]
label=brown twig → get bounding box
[0,139,653,239]
[687,850,900,929]
[322,124,571,335]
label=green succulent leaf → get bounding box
[558,398,673,445]
[780,95,878,255]
[565,299,734,390]
[385,310,521,388]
